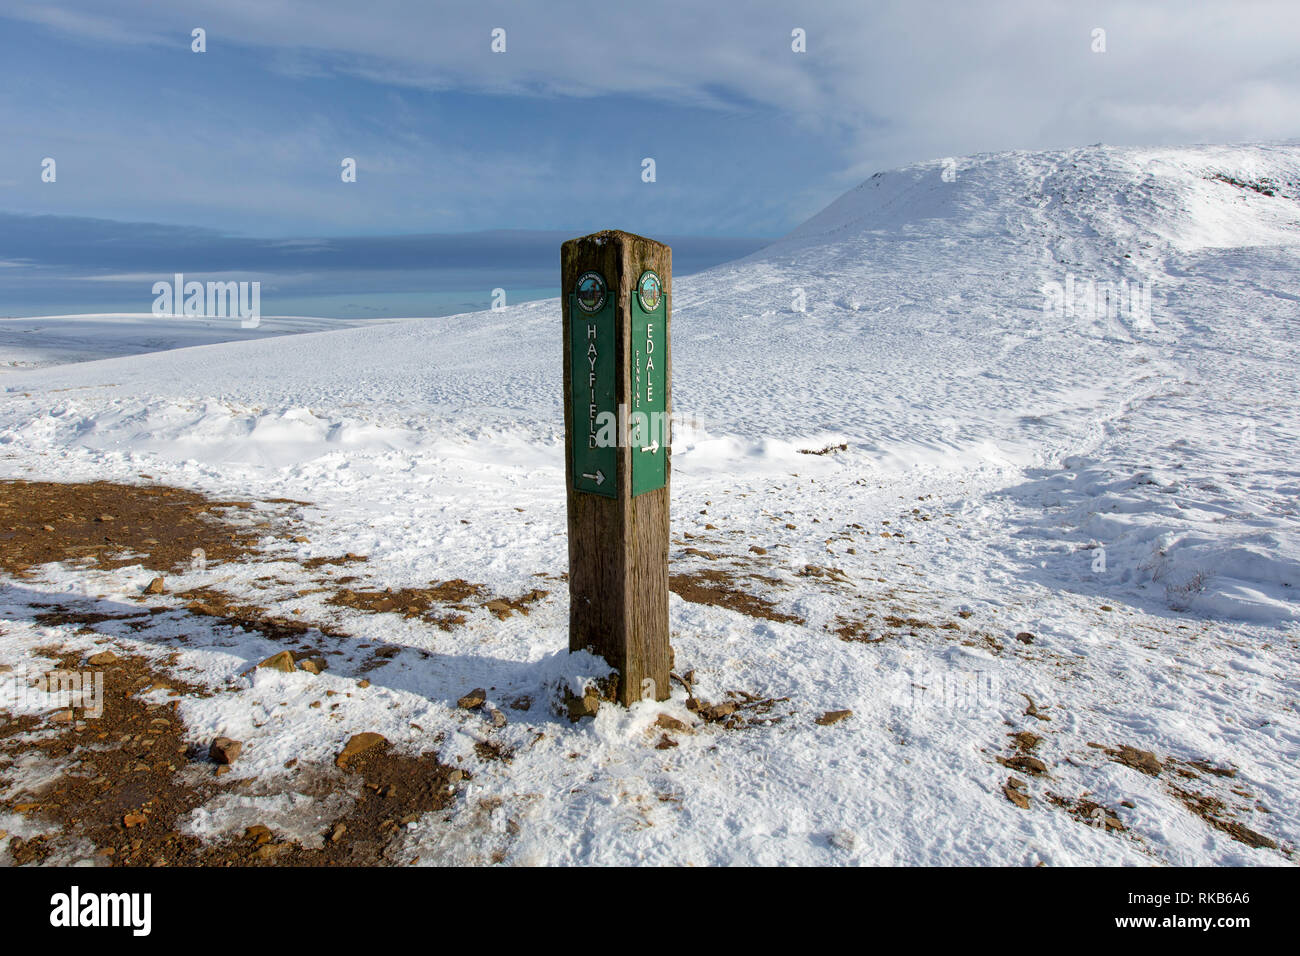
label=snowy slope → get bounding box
[1,144,1298,866]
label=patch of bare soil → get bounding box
[670,673,792,730]
[175,586,350,646]
[833,614,882,643]
[1089,742,1279,851]
[327,580,548,630]
[1,646,222,865]
[0,479,273,576]
[1168,786,1276,851]
[0,646,458,866]
[301,553,368,570]
[997,728,1049,777]
[1045,792,1127,833]
[834,609,971,644]
[796,564,850,583]
[669,568,803,624]
[241,739,458,866]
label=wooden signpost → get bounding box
[561,230,671,705]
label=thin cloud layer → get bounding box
[1,1,1297,236]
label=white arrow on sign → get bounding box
[582,470,606,485]
[640,440,659,454]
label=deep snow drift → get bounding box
[1,144,1298,865]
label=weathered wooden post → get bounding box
[561,230,671,705]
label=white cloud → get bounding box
[5,0,1298,233]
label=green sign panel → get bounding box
[630,270,666,497]
[569,269,666,499]
[571,272,616,497]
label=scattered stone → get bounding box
[749,545,767,555]
[655,734,678,750]
[1115,745,1162,776]
[335,732,387,769]
[215,765,231,777]
[209,736,242,765]
[51,709,75,724]
[1189,760,1237,778]
[1003,778,1030,809]
[815,709,852,726]
[123,812,147,828]
[1022,694,1051,721]
[254,843,290,860]
[298,659,323,675]
[244,825,272,845]
[0,664,11,674]
[145,576,166,594]
[86,650,119,667]
[357,680,371,689]
[565,688,601,721]
[329,823,347,843]
[999,755,1048,776]
[1014,631,1035,644]
[1011,731,1042,751]
[828,829,856,851]
[655,714,688,732]
[256,650,296,673]
[483,599,513,618]
[458,687,487,710]
[701,701,737,722]
[485,705,508,729]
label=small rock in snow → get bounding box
[257,651,296,673]
[458,688,487,710]
[1003,778,1031,809]
[209,736,242,765]
[336,732,387,769]
[566,689,601,721]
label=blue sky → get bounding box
[4,0,1297,239]
[1,1,1296,316]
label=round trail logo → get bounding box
[637,270,662,312]
[576,271,607,313]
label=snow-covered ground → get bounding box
[0,313,366,370]
[1,144,1297,865]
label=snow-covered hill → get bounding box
[2,144,1298,865]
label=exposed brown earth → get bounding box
[328,580,548,629]
[0,646,457,866]
[0,479,270,576]
[1086,741,1278,851]
[669,568,804,624]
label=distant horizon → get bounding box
[0,215,772,319]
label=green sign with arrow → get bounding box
[570,271,617,497]
[630,269,666,497]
